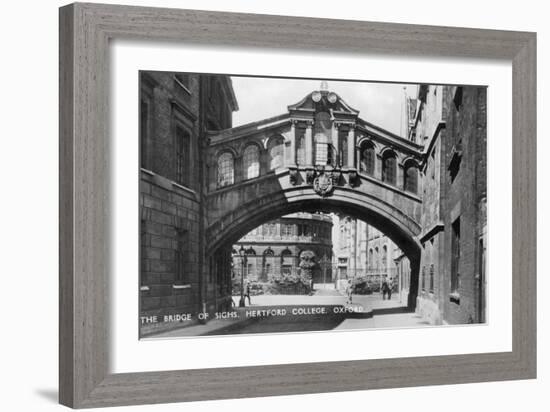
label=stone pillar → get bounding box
[375,153,382,180]
[356,141,361,170]
[305,121,313,166]
[289,120,296,167]
[234,155,243,184]
[331,122,339,166]
[397,162,404,190]
[347,125,356,169]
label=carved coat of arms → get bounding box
[313,172,334,197]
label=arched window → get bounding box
[262,247,275,280]
[296,134,306,165]
[360,142,375,176]
[281,247,295,275]
[243,145,260,179]
[382,245,388,269]
[281,248,293,269]
[268,135,285,170]
[382,150,397,185]
[217,152,234,187]
[404,160,418,193]
[374,247,380,270]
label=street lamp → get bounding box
[239,245,247,307]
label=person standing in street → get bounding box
[381,276,389,300]
[346,279,353,305]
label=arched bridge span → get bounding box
[205,87,425,308]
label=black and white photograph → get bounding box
[139,73,487,339]
[2,0,546,409]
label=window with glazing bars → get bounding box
[382,153,397,185]
[243,145,259,179]
[217,152,234,187]
[175,127,191,187]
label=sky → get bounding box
[231,76,419,137]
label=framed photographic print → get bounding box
[59,2,536,408]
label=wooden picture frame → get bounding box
[59,2,536,408]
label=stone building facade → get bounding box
[138,74,486,333]
[412,85,487,325]
[335,216,410,300]
[232,212,333,284]
[139,72,238,334]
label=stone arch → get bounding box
[213,146,239,161]
[401,156,420,168]
[237,138,263,155]
[379,146,397,158]
[207,190,422,309]
[357,135,383,155]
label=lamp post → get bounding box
[239,245,247,307]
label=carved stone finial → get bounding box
[320,81,329,91]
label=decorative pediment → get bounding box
[287,84,360,119]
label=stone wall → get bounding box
[441,86,487,324]
[415,85,487,325]
[139,72,237,335]
[414,85,486,325]
[139,172,201,322]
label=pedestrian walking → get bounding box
[387,277,393,300]
[381,276,389,300]
[346,279,353,305]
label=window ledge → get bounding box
[173,284,191,290]
[172,181,198,195]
